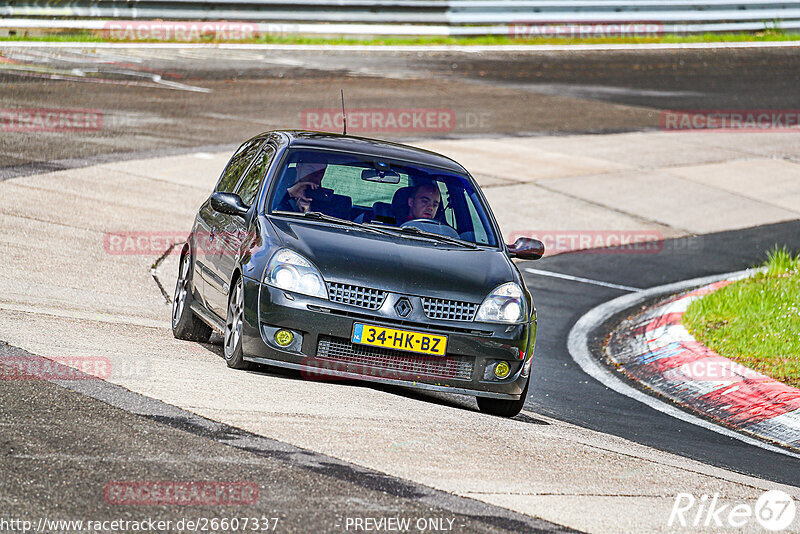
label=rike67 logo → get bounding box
[669,490,796,531]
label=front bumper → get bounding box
[240,276,536,400]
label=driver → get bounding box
[406,182,441,221]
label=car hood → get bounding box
[268,217,516,301]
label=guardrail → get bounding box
[2,0,800,36]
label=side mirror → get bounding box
[210,192,249,218]
[507,237,544,260]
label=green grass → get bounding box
[683,247,800,388]
[1,29,799,46]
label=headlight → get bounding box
[475,282,527,324]
[264,249,328,299]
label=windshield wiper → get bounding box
[271,210,397,237]
[391,225,478,249]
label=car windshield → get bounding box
[268,148,498,246]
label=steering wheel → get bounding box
[401,218,441,226]
[400,218,460,238]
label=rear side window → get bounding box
[216,139,262,193]
[237,145,276,206]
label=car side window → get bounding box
[464,192,490,244]
[445,186,489,245]
[215,139,262,193]
[237,145,276,206]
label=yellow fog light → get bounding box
[494,361,511,379]
[274,329,294,347]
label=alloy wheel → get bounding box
[224,278,244,359]
[172,254,190,327]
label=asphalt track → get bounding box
[1,43,800,531]
[2,45,800,173]
[521,220,800,487]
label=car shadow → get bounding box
[198,335,549,424]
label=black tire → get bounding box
[224,275,253,370]
[477,379,529,418]
[172,250,212,343]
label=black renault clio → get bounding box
[172,131,544,417]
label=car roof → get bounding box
[271,130,468,174]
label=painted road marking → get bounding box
[0,51,210,93]
[611,279,800,440]
[524,267,641,292]
[567,268,800,460]
[0,66,211,92]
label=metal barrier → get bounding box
[2,0,800,35]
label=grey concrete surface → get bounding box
[0,344,555,534]
[416,132,800,244]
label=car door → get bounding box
[196,138,263,316]
[205,141,277,318]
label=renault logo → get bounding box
[395,298,412,317]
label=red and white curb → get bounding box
[606,277,800,451]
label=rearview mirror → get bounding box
[361,168,401,184]
[507,237,544,260]
[210,192,249,218]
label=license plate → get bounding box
[351,323,447,356]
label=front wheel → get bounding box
[477,380,529,418]
[172,251,212,343]
[224,276,252,370]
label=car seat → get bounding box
[315,194,352,220]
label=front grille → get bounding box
[327,282,386,310]
[315,336,473,381]
[421,297,479,321]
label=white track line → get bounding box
[0,67,211,92]
[567,269,800,460]
[524,267,641,292]
[1,41,800,52]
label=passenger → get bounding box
[283,162,327,213]
[406,182,441,221]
